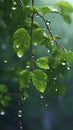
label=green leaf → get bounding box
[23,0,29,5]
[0,84,8,94]
[18,70,31,90]
[33,28,44,44]
[24,6,39,16]
[56,1,73,24]
[64,50,73,62]
[39,6,58,14]
[62,12,72,24]
[0,95,11,107]
[56,1,73,12]
[54,35,62,39]
[41,36,52,50]
[36,57,50,69]
[32,69,47,92]
[13,28,30,57]
[0,10,4,18]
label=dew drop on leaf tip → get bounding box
[40,93,44,99]
[18,54,23,58]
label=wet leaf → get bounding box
[33,28,44,44]
[56,1,73,12]
[39,6,58,14]
[32,69,47,92]
[18,70,31,90]
[13,28,30,57]
[56,1,73,24]
[36,57,50,69]
[0,84,8,94]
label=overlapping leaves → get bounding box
[0,84,11,108]
[36,57,49,69]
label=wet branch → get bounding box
[30,0,35,71]
[37,12,65,50]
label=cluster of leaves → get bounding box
[0,84,11,112]
[0,0,73,111]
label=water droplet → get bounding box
[18,54,23,58]
[48,50,50,53]
[16,45,20,48]
[45,104,48,107]
[67,67,70,70]
[0,111,5,115]
[12,7,17,10]
[21,97,26,104]
[13,1,17,5]
[34,43,37,46]
[4,60,8,63]
[20,126,23,129]
[55,88,58,91]
[26,65,30,69]
[23,97,26,101]
[61,62,66,66]
[32,55,34,58]
[53,77,57,80]
[46,22,49,25]
[43,32,46,36]
[40,94,44,99]
[18,110,23,118]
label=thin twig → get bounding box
[29,0,35,71]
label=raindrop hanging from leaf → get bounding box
[13,28,30,57]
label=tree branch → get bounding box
[37,12,65,50]
[29,0,35,71]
